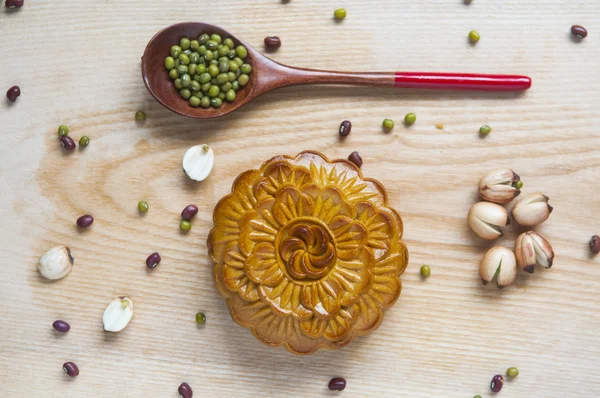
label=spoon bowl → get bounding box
[142,22,532,119]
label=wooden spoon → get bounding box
[142,22,532,119]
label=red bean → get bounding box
[264,36,282,49]
[53,320,70,333]
[348,151,363,168]
[181,205,199,221]
[490,374,504,393]
[339,120,352,137]
[328,377,346,391]
[146,252,161,269]
[590,235,600,254]
[63,362,79,377]
[6,85,20,102]
[571,25,588,39]
[60,136,76,151]
[178,382,193,398]
[76,215,94,228]
[5,0,24,8]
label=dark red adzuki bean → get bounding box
[5,0,24,8]
[571,25,588,39]
[264,36,282,49]
[60,136,76,151]
[590,235,600,254]
[6,85,20,102]
[339,120,352,137]
[490,374,504,393]
[63,362,79,377]
[53,320,71,333]
[178,382,193,398]
[181,205,199,221]
[328,377,346,391]
[76,214,94,228]
[146,252,161,269]
[348,151,363,168]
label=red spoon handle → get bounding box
[394,72,531,91]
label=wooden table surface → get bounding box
[1,1,599,397]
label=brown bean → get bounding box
[146,252,161,269]
[590,235,600,254]
[339,120,352,137]
[348,151,363,168]
[181,205,199,221]
[5,0,24,8]
[178,382,193,398]
[76,215,94,228]
[6,85,20,102]
[63,362,79,377]
[264,36,282,49]
[571,25,588,39]
[328,377,346,391]
[60,136,76,151]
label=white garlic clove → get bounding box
[479,246,517,289]
[183,144,214,181]
[512,192,553,226]
[38,246,74,280]
[467,202,510,240]
[103,297,134,332]
[515,231,554,273]
[478,168,521,204]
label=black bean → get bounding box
[347,151,363,168]
[52,320,70,333]
[181,205,199,221]
[60,136,76,151]
[146,252,161,269]
[339,120,352,137]
[328,377,346,391]
[76,215,94,228]
[590,235,600,254]
[490,374,504,393]
[264,36,282,49]
[571,25,588,39]
[63,362,79,377]
[6,85,20,102]
[178,382,193,398]
[5,0,24,8]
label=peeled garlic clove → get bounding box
[478,168,521,204]
[479,246,517,289]
[512,192,553,226]
[515,231,554,272]
[38,246,74,280]
[183,144,214,181]
[468,202,510,240]
[103,297,134,332]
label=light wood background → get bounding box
[1,1,599,397]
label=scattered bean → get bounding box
[473,396,482,398]
[339,120,352,137]
[590,235,600,254]
[58,125,69,137]
[60,136,76,151]
[79,136,90,147]
[334,8,347,20]
[514,180,524,189]
[146,252,161,269]
[420,265,431,277]
[63,362,79,377]
[76,215,94,228]
[178,382,193,398]
[181,205,199,221]
[52,320,70,333]
[180,220,192,232]
[135,111,146,121]
[506,367,519,378]
[264,36,282,49]
[138,201,149,213]
[5,0,24,8]
[382,118,395,131]
[479,125,492,136]
[348,151,363,168]
[328,377,346,391]
[404,113,417,125]
[435,123,444,129]
[196,312,206,324]
[571,25,588,39]
[6,85,20,102]
[469,30,481,43]
[490,374,504,393]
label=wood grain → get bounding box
[1,1,599,397]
